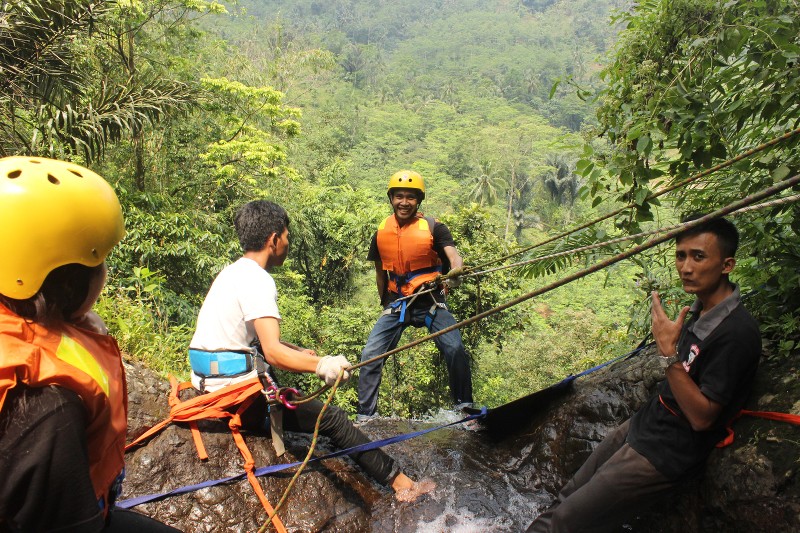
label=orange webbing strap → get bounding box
[717,409,800,447]
[228,396,288,533]
[169,376,265,421]
[188,421,208,460]
[125,376,265,452]
[124,375,287,530]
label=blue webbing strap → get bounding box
[116,407,487,509]
[571,338,653,380]
[389,266,442,298]
[424,304,438,330]
[389,298,408,323]
[117,339,653,509]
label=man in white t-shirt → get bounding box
[189,200,433,501]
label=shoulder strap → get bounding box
[423,215,437,236]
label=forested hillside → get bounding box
[2,0,797,418]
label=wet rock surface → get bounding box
[123,347,799,532]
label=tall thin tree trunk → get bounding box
[127,28,145,191]
[504,167,516,240]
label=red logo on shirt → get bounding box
[683,344,700,371]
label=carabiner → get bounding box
[278,387,300,410]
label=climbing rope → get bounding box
[468,126,800,273]
[388,192,800,304]
[458,193,800,281]
[242,173,799,528]
[258,372,345,533]
[298,173,800,403]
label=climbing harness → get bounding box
[125,361,304,533]
[385,279,447,329]
[388,265,443,296]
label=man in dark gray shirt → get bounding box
[528,217,761,533]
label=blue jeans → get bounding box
[357,303,473,416]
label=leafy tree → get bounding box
[541,153,580,205]
[579,0,800,353]
[282,162,383,306]
[0,0,194,161]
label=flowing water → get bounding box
[358,410,551,532]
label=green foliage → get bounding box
[472,313,582,405]
[540,153,581,205]
[282,163,383,306]
[96,267,193,377]
[466,159,505,206]
[475,284,634,407]
[199,76,302,197]
[111,192,236,316]
[444,205,527,352]
[0,0,195,160]
[580,0,800,352]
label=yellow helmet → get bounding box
[0,156,125,300]
[387,170,425,200]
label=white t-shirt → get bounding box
[189,257,281,391]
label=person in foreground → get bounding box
[357,170,473,421]
[188,200,434,502]
[527,216,762,532]
[0,157,179,531]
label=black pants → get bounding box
[242,394,399,486]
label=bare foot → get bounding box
[394,478,436,503]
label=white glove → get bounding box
[444,267,464,289]
[315,355,351,386]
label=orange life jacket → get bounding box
[0,304,127,511]
[376,214,442,296]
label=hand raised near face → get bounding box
[651,291,690,358]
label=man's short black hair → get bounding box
[234,200,289,252]
[676,214,739,258]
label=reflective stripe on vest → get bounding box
[0,304,127,510]
[376,214,442,296]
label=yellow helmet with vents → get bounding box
[387,170,425,200]
[0,157,125,299]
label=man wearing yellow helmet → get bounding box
[0,157,179,531]
[357,170,473,421]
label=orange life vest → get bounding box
[0,304,127,511]
[376,214,442,296]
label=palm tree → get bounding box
[541,153,581,205]
[0,0,194,165]
[467,158,505,206]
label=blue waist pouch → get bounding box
[189,349,253,378]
